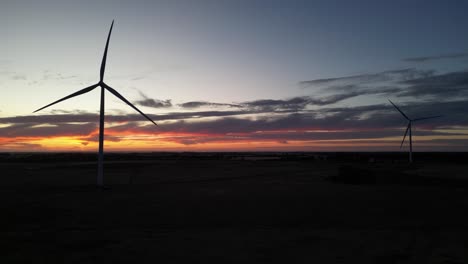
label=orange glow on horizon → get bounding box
[1,124,467,152]
[1,131,465,152]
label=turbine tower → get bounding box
[388,99,440,163]
[34,21,158,187]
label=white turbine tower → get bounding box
[388,99,441,163]
[34,21,158,187]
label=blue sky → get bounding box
[1,0,468,151]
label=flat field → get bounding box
[1,152,468,263]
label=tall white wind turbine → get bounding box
[34,21,158,187]
[388,99,441,163]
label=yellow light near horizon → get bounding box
[3,129,468,152]
[26,135,181,152]
[30,137,95,151]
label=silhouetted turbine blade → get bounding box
[400,122,410,149]
[100,20,114,82]
[388,99,410,120]
[33,84,99,113]
[413,115,442,122]
[102,84,158,126]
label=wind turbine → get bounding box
[34,20,158,187]
[388,99,441,163]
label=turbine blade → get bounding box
[413,115,442,122]
[388,99,410,120]
[102,84,158,126]
[400,122,410,149]
[100,20,114,82]
[33,84,99,113]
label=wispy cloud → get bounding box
[41,70,76,81]
[179,101,242,109]
[3,100,467,138]
[242,97,310,111]
[49,109,93,115]
[240,95,350,110]
[404,53,468,63]
[299,68,468,102]
[0,122,97,137]
[300,68,433,88]
[11,74,27,80]
[133,91,172,108]
[398,71,468,99]
[179,94,379,112]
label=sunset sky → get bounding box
[1,0,468,152]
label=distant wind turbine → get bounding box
[388,99,441,163]
[34,20,158,187]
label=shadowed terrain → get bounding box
[1,152,468,263]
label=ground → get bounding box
[1,152,467,263]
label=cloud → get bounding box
[1,98,467,151]
[398,71,468,99]
[403,53,468,63]
[179,101,242,108]
[178,96,352,112]
[11,74,27,80]
[154,113,461,146]
[49,109,93,115]
[3,99,467,130]
[57,74,77,80]
[0,110,251,125]
[178,95,362,113]
[133,91,172,108]
[299,68,468,103]
[124,67,468,116]
[3,59,468,151]
[299,68,434,88]
[41,71,76,81]
[0,141,43,151]
[242,97,310,111]
[240,91,397,111]
[172,68,449,113]
[240,94,356,111]
[0,122,97,138]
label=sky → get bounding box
[1,0,468,152]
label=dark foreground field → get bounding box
[1,152,468,263]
